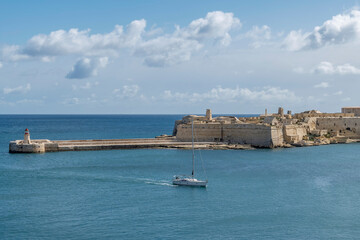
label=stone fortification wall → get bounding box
[316,117,360,137]
[283,125,307,143]
[176,123,222,142]
[176,123,283,148]
[293,113,354,119]
[270,127,284,147]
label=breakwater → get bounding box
[9,137,253,153]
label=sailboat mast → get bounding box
[192,118,195,177]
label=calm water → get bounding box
[1,115,360,239]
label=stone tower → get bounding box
[278,107,284,117]
[24,128,31,144]
[206,109,212,121]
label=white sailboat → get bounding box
[173,118,208,187]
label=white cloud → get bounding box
[0,62,2,68]
[1,45,29,61]
[334,91,343,95]
[161,86,300,103]
[3,83,31,94]
[113,84,139,98]
[66,57,108,79]
[135,11,240,67]
[122,84,139,97]
[1,11,240,69]
[336,63,360,74]
[176,11,241,45]
[246,25,271,40]
[314,82,329,88]
[283,30,309,51]
[22,20,145,58]
[0,20,144,74]
[135,37,202,67]
[284,10,360,51]
[313,61,360,75]
[245,25,271,48]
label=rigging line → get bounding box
[193,121,208,180]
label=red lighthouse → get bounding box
[24,128,31,144]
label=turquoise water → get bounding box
[1,115,360,239]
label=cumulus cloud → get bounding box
[134,37,201,67]
[162,86,300,103]
[113,84,139,98]
[246,25,271,40]
[135,11,240,67]
[122,84,139,97]
[314,82,329,88]
[66,57,108,79]
[3,83,31,94]
[0,62,2,68]
[284,10,360,51]
[22,20,145,58]
[1,45,29,61]
[245,25,271,48]
[1,11,240,69]
[176,11,241,44]
[313,61,360,75]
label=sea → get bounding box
[1,114,360,239]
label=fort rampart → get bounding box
[176,123,283,148]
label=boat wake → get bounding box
[144,179,175,187]
[116,176,176,187]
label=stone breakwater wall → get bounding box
[9,138,198,153]
[9,137,255,153]
[176,123,284,148]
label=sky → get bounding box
[1,0,360,114]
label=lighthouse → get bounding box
[24,128,31,144]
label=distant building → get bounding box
[342,107,360,116]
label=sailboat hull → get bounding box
[172,178,207,187]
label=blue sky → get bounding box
[1,0,360,114]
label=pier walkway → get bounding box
[9,137,244,153]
